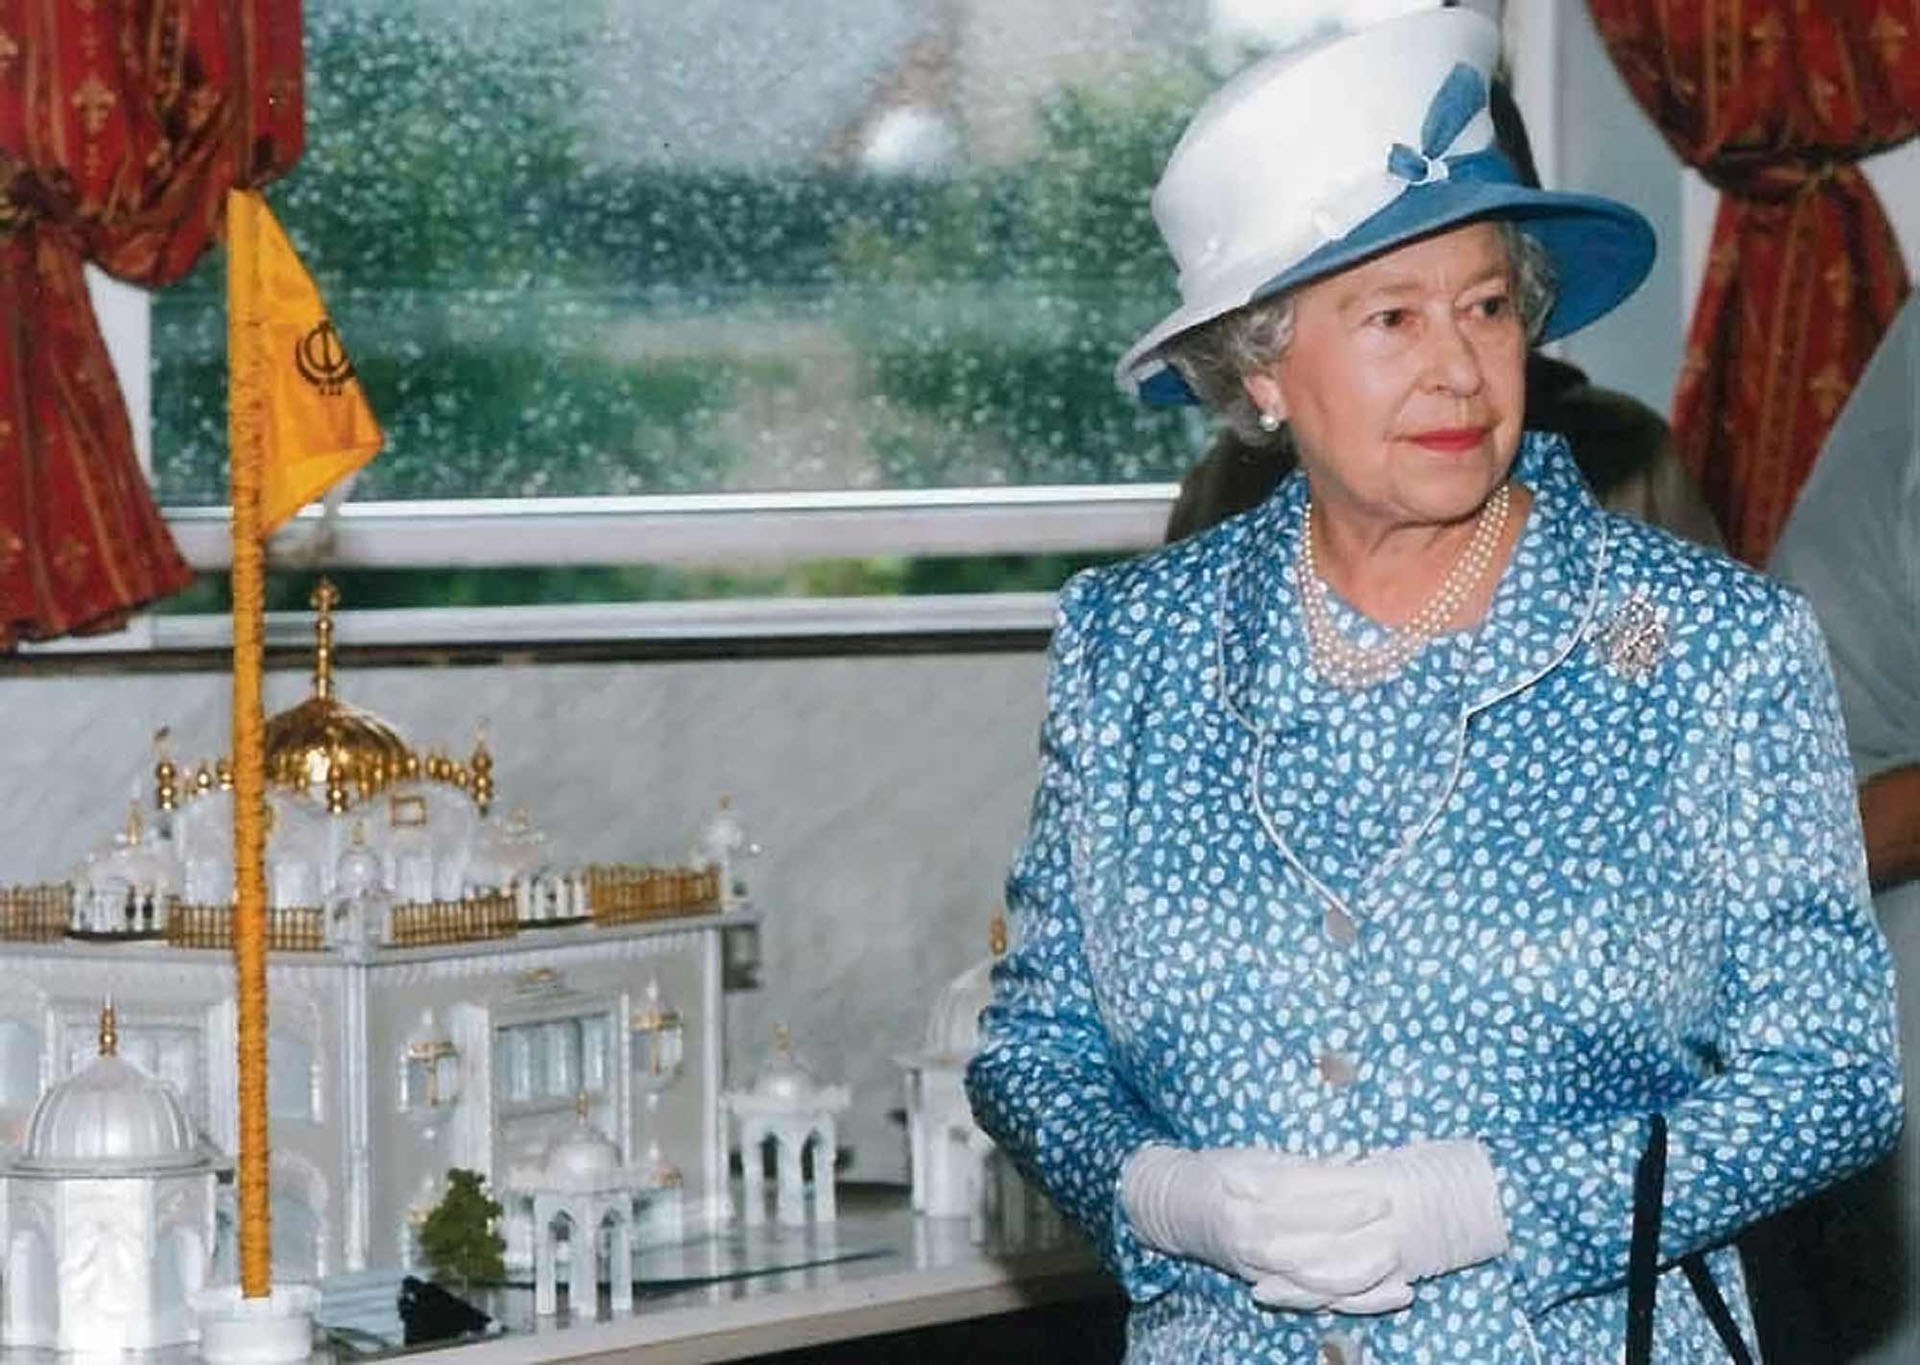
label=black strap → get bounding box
[1625,1112,1757,1365]
[1681,1254,1757,1365]
[1626,1113,1667,1365]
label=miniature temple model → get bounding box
[0,582,758,1301]
[900,915,1000,1225]
[52,583,726,950]
[0,1003,220,1354]
[900,913,1067,1246]
[517,1094,640,1317]
[725,1026,850,1228]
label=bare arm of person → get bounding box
[1862,764,1920,893]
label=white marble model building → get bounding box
[516,1097,643,1317]
[0,1004,220,1354]
[900,943,996,1224]
[725,1028,850,1229]
[0,584,753,1327]
[899,915,1066,1247]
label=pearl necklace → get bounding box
[1294,481,1512,690]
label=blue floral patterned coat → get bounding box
[966,434,1902,1363]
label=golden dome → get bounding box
[264,580,417,811]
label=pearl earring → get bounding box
[1257,410,1281,433]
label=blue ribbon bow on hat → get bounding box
[1387,63,1486,186]
[1305,61,1505,245]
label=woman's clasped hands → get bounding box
[1121,1143,1412,1312]
[1119,1140,1510,1315]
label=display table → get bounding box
[322,1184,1114,1365]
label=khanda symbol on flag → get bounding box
[225,188,385,537]
[293,321,355,397]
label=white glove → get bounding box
[1120,1144,1412,1313]
[1357,1138,1510,1282]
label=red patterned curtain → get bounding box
[1586,0,1918,563]
[0,0,303,647]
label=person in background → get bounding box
[1749,291,1920,1365]
[1164,75,1723,552]
[965,10,1899,1362]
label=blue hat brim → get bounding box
[1135,178,1656,407]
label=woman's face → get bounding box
[1246,221,1528,536]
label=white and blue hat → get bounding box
[1116,8,1656,404]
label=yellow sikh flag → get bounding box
[226,189,384,536]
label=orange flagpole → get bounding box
[226,187,274,1300]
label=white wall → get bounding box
[1544,0,1689,416]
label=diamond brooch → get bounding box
[1597,593,1668,680]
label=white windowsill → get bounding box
[139,592,1063,652]
[161,484,1180,570]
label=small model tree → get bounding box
[418,1167,506,1287]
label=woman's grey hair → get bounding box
[1162,220,1558,445]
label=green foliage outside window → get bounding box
[147,6,1216,606]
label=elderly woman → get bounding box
[964,10,1901,1364]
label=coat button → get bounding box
[1323,907,1358,946]
[1318,1332,1362,1365]
[1317,1050,1358,1087]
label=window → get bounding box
[269,1032,318,1122]
[495,1016,610,1110]
[135,0,1279,620]
[153,1,1222,504]
[0,1020,38,1115]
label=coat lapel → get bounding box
[1460,433,1610,714]
[1211,433,1611,902]
[1215,468,1313,739]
